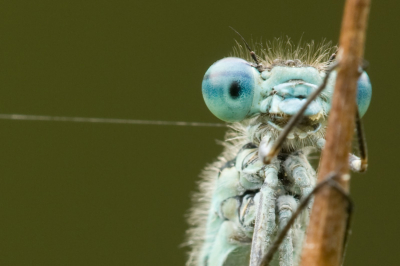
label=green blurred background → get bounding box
[0,0,397,265]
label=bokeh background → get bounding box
[0,0,397,265]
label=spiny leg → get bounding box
[258,172,354,266]
[353,109,368,172]
[249,159,280,266]
[281,153,316,265]
[276,195,298,266]
[283,153,316,209]
[344,110,369,172]
[316,111,369,174]
[239,193,260,235]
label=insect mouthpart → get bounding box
[266,111,324,126]
[260,112,324,140]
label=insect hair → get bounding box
[231,37,337,71]
[183,122,322,265]
[183,127,246,266]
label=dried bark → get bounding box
[300,1,371,266]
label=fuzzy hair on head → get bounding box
[231,37,337,71]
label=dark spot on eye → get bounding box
[229,81,241,99]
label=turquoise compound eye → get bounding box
[202,57,256,122]
[357,71,372,117]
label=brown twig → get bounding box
[299,0,371,266]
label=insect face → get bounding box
[202,57,371,146]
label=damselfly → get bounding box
[184,37,371,266]
[0,36,371,266]
[0,34,371,266]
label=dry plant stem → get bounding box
[300,0,371,266]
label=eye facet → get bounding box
[357,71,372,117]
[202,57,256,122]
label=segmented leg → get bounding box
[249,159,280,266]
[239,193,260,235]
[258,172,354,266]
[354,109,368,172]
[316,132,368,173]
[276,195,297,266]
[283,152,316,209]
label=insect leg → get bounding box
[283,153,317,208]
[258,172,353,266]
[249,161,280,266]
[276,195,298,266]
[352,110,368,172]
[316,112,368,173]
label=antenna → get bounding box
[229,27,264,71]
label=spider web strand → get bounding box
[0,114,227,128]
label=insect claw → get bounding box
[258,136,277,164]
[360,159,368,172]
